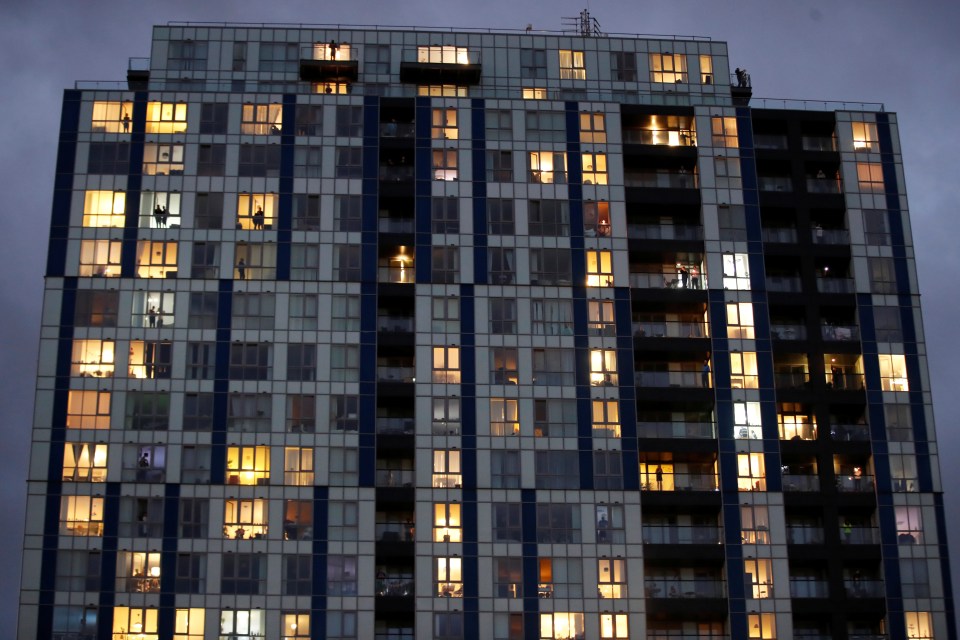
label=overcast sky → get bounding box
[1,0,958,634]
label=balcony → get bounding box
[640,470,718,492]
[633,318,708,339]
[790,579,830,598]
[783,474,821,492]
[766,275,802,293]
[644,578,725,599]
[763,227,798,243]
[787,525,824,544]
[376,468,414,488]
[378,217,415,234]
[822,324,859,341]
[837,473,875,493]
[825,372,865,391]
[376,417,415,435]
[816,276,856,294]
[380,122,416,139]
[379,165,415,182]
[642,524,721,544]
[299,44,359,82]
[830,424,870,442]
[806,176,842,194]
[845,579,884,598]
[636,421,716,439]
[754,133,788,150]
[624,170,698,189]
[378,315,415,333]
[636,370,704,389]
[802,135,837,152]
[399,46,482,85]
[841,526,881,545]
[622,127,697,147]
[758,176,792,192]
[627,222,703,240]
[377,366,415,383]
[812,227,851,244]
[771,324,807,340]
[774,370,811,390]
[629,270,707,290]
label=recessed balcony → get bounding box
[399,46,482,85]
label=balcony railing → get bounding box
[766,275,802,292]
[629,271,707,290]
[378,266,415,284]
[379,122,416,138]
[841,526,881,545]
[753,133,788,149]
[845,580,884,598]
[771,324,807,340]
[635,370,705,388]
[377,316,415,332]
[774,371,810,388]
[837,473,875,492]
[826,372,865,390]
[621,128,697,146]
[640,472,718,491]
[758,176,792,192]
[816,277,856,294]
[376,577,415,597]
[763,227,798,243]
[375,523,415,542]
[787,525,824,544]
[633,320,708,338]
[626,223,703,240]
[375,468,414,487]
[806,177,842,194]
[636,421,716,439]
[376,417,415,434]
[644,578,725,598]
[783,474,821,492]
[379,166,415,182]
[822,324,859,341]
[624,171,698,189]
[790,580,831,598]
[812,227,850,244]
[378,217,415,233]
[801,135,837,152]
[377,366,415,382]
[642,524,721,544]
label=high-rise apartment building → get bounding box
[19,17,955,640]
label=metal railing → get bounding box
[642,524,721,544]
[636,421,715,439]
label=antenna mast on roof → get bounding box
[561,9,603,37]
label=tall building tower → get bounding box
[19,18,955,640]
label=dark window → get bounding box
[199,103,228,134]
[611,52,637,81]
[194,193,223,230]
[182,391,214,430]
[238,144,281,177]
[197,143,226,176]
[74,290,118,327]
[188,292,218,329]
[295,104,324,136]
[487,198,515,235]
[293,194,321,231]
[87,142,130,174]
[174,553,206,593]
[221,553,265,595]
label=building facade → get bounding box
[19,19,955,640]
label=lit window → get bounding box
[851,121,879,151]
[741,504,770,544]
[778,405,817,440]
[220,610,265,639]
[711,116,738,147]
[592,399,621,438]
[432,346,461,383]
[748,614,776,639]
[67,390,110,429]
[71,339,115,377]
[136,240,178,278]
[436,557,463,597]
[284,447,315,486]
[722,253,751,289]
[224,498,268,539]
[60,495,104,536]
[744,559,773,598]
[590,349,619,386]
[139,191,181,229]
[117,552,161,593]
[123,444,166,482]
[432,449,462,488]
[699,54,714,84]
[581,152,608,185]
[529,151,567,183]
[432,108,458,139]
[174,608,205,640]
[559,50,586,79]
[730,352,759,389]
[491,398,519,436]
[878,354,909,391]
[896,506,924,544]
[579,112,606,143]
[418,45,470,64]
[650,53,687,83]
[234,242,277,280]
[738,453,766,491]
[596,504,625,543]
[241,103,283,135]
[734,401,762,439]
[600,614,629,639]
[434,503,462,542]
[633,114,696,146]
[284,500,313,541]
[857,162,885,191]
[583,200,611,236]
[522,87,548,100]
[726,302,755,338]
[418,84,468,97]
[588,300,615,335]
[92,100,134,133]
[128,340,172,379]
[597,558,627,598]
[283,613,311,640]
[79,239,121,277]
[540,613,584,640]
[63,443,108,482]
[113,607,158,639]
[432,149,458,181]
[586,250,614,287]
[904,612,933,640]
[432,397,461,435]
[145,101,187,134]
[82,190,125,227]
[312,81,350,94]
[226,445,270,486]
[237,193,277,230]
[313,40,351,61]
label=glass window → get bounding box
[365,44,390,73]
[432,246,460,283]
[88,141,131,174]
[82,190,125,227]
[586,250,614,287]
[199,102,228,134]
[124,391,169,429]
[284,447,314,485]
[330,345,359,381]
[559,50,586,79]
[581,152,608,185]
[903,612,933,640]
[488,198,515,235]
[878,354,909,391]
[744,559,774,598]
[220,610,265,639]
[580,112,606,143]
[747,614,776,639]
[711,116,738,147]
[432,296,460,333]
[486,109,512,140]
[75,290,118,327]
[857,162,885,191]
[730,351,759,389]
[432,107,458,140]
[863,209,891,246]
[196,143,226,176]
[490,298,517,333]
[741,505,770,544]
[592,399,620,438]
[62,443,107,482]
[869,256,897,293]
[113,607,159,639]
[533,347,575,385]
[283,613,311,640]
[734,401,763,439]
[417,45,469,64]
[418,84,468,97]
[224,499,268,540]
[590,348,618,386]
[145,102,187,134]
[529,200,570,236]
[287,344,317,382]
[522,87,548,100]
[66,390,110,429]
[490,398,520,436]
[284,499,313,541]
[535,398,577,437]
[434,503,462,542]
[79,239,121,277]
[91,100,134,133]
[595,504,625,543]
[583,200,611,237]
[727,302,755,338]
[723,253,751,289]
[168,40,207,71]
[241,103,282,135]
[71,339,115,377]
[432,347,461,383]
[851,121,879,151]
[528,151,567,183]
[228,343,272,381]
[335,146,362,178]
[495,558,523,598]
[610,52,636,81]
[60,495,104,536]
[530,248,572,285]
[536,503,581,542]
[738,453,766,491]
[226,445,270,486]
[598,559,627,598]
[491,450,520,488]
[221,554,266,595]
[232,292,276,329]
[539,613,584,640]
[520,48,547,79]
[135,240,178,278]
[432,450,461,488]
[699,54,714,84]
[436,556,463,597]
[650,53,687,83]
[492,503,521,541]
[486,150,513,182]
[433,149,458,181]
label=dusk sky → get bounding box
[1,0,958,634]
